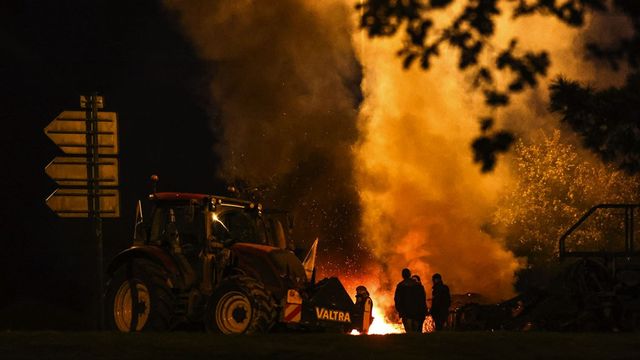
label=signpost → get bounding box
[44,94,119,329]
[45,157,119,187]
[46,188,120,217]
[44,111,118,155]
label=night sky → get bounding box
[1,0,226,329]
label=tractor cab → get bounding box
[137,192,292,252]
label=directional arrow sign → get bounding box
[44,111,118,155]
[45,157,119,187]
[45,188,120,218]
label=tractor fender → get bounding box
[106,245,185,289]
[230,243,307,300]
[229,244,283,297]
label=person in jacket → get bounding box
[411,275,428,332]
[430,273,451,331]
[394,268,427,333]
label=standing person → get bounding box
[411,275,428,332]
[431,273,451,331]
[394,268,427,333]
[354,285,374,334]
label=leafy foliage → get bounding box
[472,130,514,172]
[357,0,640,172]
[493,130,640,267]
[513,0,606,26]
[549,74,640,174]
[586,0,640,70]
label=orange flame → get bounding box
[340,276,403,334]
[324,264,437,335]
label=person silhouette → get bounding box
[430,273,451,331]
[394,268,427,333]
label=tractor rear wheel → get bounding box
[105,259,175,331]
[206,275,276,334]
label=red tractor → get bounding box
[105,182,373,334]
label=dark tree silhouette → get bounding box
[549,75,640,173]
[357,0,639,173]
[550,1,640,173]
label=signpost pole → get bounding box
[45,95,119,330]
[85,93,104,330]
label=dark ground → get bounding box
[0,332,638,360]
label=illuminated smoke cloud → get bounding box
[351,7,630,302]
[164,0,365,262]
[353,31,519,300]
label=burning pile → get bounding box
[322,264,437,334]
[328,266,404,334]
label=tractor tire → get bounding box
[205,275,276,334]
[105,258,175,331]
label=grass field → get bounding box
[0,332,639,360]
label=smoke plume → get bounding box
[164,0,365,263]
[353,32,519,300]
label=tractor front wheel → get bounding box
[206,275,276,334]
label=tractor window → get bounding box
[150,209,165,244]
[262,211,290,249]
[211,210,263,245]
[256,218,268,245]
[564,207,626,253]
[149,202,201,247]
[258,218,284,248]
[269,219,287,249]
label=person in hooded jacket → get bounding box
[430,273,451,331]
[394,268,427,333]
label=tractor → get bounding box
[555,204,640,330]
[451,204,640,331]
[104,178,373,334]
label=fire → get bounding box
[332,265,437,335]
[362,285,405,335]
[340,273,403,335]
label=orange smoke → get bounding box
[164,0,365,261]
[352,28,519,301]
